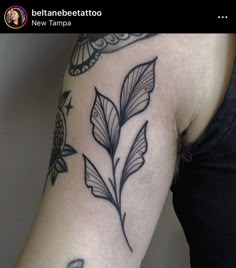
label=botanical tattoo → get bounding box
[83,58,157,251]
[68,33,158,76]
[67,259,84,268]
[48,90,77,186]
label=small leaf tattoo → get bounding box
[67,259,84,268]
[90,88,120,157]
[120,58,156,126]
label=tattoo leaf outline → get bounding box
[120,121,148,192]
[120,58,157,126]
[61,144,77,156]
[83,58,157,252]
[90,88,120,157]
[83,155,114,204]
[67,259,84,268]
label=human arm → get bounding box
[16,33,202,268]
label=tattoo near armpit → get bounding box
[67,259,84,268]
[83,58,157,251]
[68,33,158,76]
[47,89,77,186]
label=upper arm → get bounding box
[17,34,189,268]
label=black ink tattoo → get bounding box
[48,90,77,186]
[68,33,158,76]
[65,97,74,116]
[83,58,157,251]
[67,259,84,268]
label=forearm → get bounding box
[16,34,178,268]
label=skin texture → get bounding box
[16,34,235,268]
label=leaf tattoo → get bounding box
[83,155,115,204]
[120,58,156,126]
[120,121,148,193]
[47,90,77,186]
[83,58,157,252]
[67,259,84,268]
[90,89,120,157]
[62,144,77,157]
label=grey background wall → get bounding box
[0,34,190,268]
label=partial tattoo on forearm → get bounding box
[67,259,84,268]
[68,33,158,76]
[83,58,157,251]
[47,89,77,186]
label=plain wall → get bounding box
[0,34,190,268]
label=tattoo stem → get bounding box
[118,208,133,252]
[111,156,119,208]
[114,157,120,170]
[112,156,133,252]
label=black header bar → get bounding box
[0,3,235,33]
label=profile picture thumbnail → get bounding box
[4,6,28,29]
